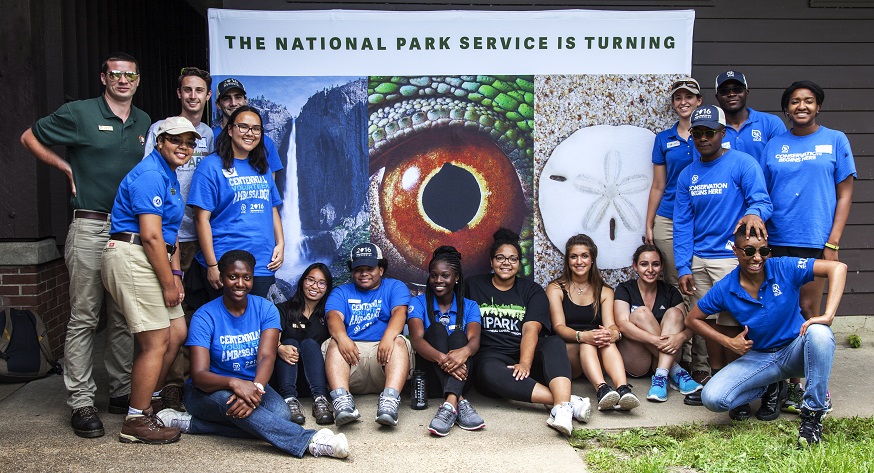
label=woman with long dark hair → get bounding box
[188,106,284,299]
[408,246,485,437]
[273,263,335,425]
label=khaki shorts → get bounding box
[101,240,184,333]
[322,335,414,394]
[690,256,739,327]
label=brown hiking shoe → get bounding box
[161,385,186,412]
[119,411,181,444]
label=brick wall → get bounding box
[0,258,69,358]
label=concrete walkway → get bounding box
[1,327,871,473]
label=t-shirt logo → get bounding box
[241,203,247,213]
[222,167,238,178]
[782,144,790,153]
[798,259,808,269]
[691,174,699,184]
[772,284,782,297]
[752,130,762,142]
[727,71,735,77]
[152,196,162,207]
[233,362,241,371]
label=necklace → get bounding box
[572,282,590,295]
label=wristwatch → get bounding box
[253,382,265,393]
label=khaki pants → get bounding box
[63,217,133,409]
[691,256,740,327]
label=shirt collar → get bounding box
[431,294,458,315]
[149,148,177,182]
[98,94,139,125]
[727,258,777,299]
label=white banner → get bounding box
[208,9,694,76]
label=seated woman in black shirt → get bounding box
[614,244,701,403]
[272,263,334,425]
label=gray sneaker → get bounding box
[375,393,400,426]
[428,403,457,437]
[455,399,485,430]
[331,392,360,426]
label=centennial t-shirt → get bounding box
[325,278,410,342]
[465,274,550,356]
[614,279,684,322]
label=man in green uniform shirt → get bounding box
[20,52,150,439]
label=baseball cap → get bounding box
[690,105,726,130]
[715,70,748,89]
[217,78,246,99]
[350,242,383,269]
[156,116,201,138]
[669,77,701,97]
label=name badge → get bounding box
[815,144,833,154]
[348,299,361,304]
[666,140,681,149]
[721,142,731,149]
[98,125,114,131]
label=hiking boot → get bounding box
[331,391,360,426]
[728,403,752,421]
[71,406,105,438]
[547,402,574,436]
[756,381,787,421]
[647,374,668,402]
[119,411,181,444]
[375,392,400,426]
[312,395,335,425]
[160,385,185,412]
[456,399,486,430]
[596,383,620,411]
[108,395,130,415]
[308,428,349,458]
[285,397,306,425]
[670,368,703,395]
[428,402,457,437]
[797,408,825,448]
[615,384,640,411]
[684,391,703,406]
[782,382,804,414]
[570,394,591,423]
[156,408,192,433]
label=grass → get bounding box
[570,416,874,473]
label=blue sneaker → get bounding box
[670,368,703,395]
[647,374,668,402]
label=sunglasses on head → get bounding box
[106,70,139,82]
[671,80,699,91]
[739,246,772,257]
[691,129,721,139]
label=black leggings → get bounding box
[416,323,471,398]
[472,336,571,402]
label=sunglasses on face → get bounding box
[163,135,197,149]
[691,129,721,139]
[739,246,772,257]
[106,70,139,82]
[717,85,745,96]
[231,123,263,135]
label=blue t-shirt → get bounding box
[721,108,786,161]
[697,257,815,350]
[673,149,773,277]
[186,295,281,381]
[407,294,482,335]
[325,278,411,342]
[652,123,696,220]
[212,125,284,173]
[187,154,283,276]
[109,149,184,244]
[761,127,857,248]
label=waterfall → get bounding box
[277,118,305,282]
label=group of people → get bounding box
[18,50,852,459]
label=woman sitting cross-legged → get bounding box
[408,246,486,437]
[156,250,348,459]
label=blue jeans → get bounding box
[272,338,328,399]
[702,324,834,412]
[183,380,316,457]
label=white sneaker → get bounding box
[546,403,573,437]
[308,428,349,459]
[156,408,192,433]
[570,395,592,423]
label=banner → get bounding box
[207,8,695,297]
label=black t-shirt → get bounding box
[465,274,551,356]
[276,302,330,345]
[613,279,683,322]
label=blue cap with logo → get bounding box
[350,242,383,269]
[217,78,246,99]
[690,105,726,130]
[715,70,748,89]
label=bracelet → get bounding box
[825,242,840,251]
[575,331,582,343]
[171,269,184,278]
[207,262,218,267]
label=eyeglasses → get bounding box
[717,85,746,96]
[163,135,197,149]
[231,123,263,135]
[691,129,721,139]
[106,70,139,82]
[671,80,699,91]
[304,276,327,289]
[494,254,519,264]
[738,246,772,257]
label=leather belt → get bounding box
[110,232,176,255]
[74,210,110,221]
